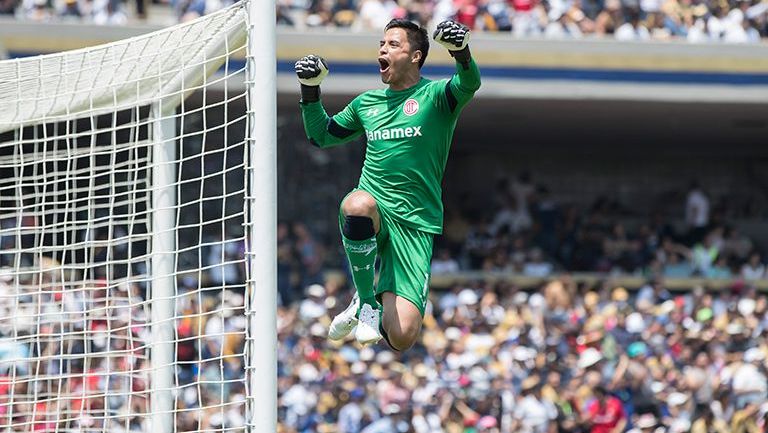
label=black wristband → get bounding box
[300,84,320,103]
[450,47,471,70]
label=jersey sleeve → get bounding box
[300,96,364,148]
[434,57,481,114]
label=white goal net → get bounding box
[0,4,253,432]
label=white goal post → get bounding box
[0,1,275,432]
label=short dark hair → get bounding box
[384,19,429,69]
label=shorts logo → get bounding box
[403,99,419,116]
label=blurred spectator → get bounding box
[357,0,398,30]
[595,0,624,35]
[360,403,409,433]
[338,388,367,433]
[741,251,766,280]
[293,222,325,286]
[278,222,299,305]
[732,347,767,409]
[207,232,244,286]
[615,8,651,40]
[510,172,535,230]
[685,181,710,242]
[690,406,729,433]
[523,247,554,277]
[299,283,328,321]
[691,229,721,275]
[0,0,17,14]
[431,247,460,274]
[511,375,557,433]
[92,0,127,24]
[545,7,585,38]
[585,385,626,433]
[465,217,497,269]
[21,0,52,21]
[706,255,732,279]
[490,194,525,236]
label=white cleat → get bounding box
[355,303,382,346]
[328,292,359,341]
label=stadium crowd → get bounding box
[1,158,765,432]
[275,0,768,42]
[272,173,768,433]
[1,0,767,43]
[0,234,249,432]
[434,177,767,281]
[278,275,768,433]
[278,176,768,306]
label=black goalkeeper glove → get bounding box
[295,54,329,103]
[432,20,472,66]
[433,20,470,51]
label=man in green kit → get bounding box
[295,19,481,350]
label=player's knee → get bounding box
[342,215,374,240]
[342,192,377,218]
[386,320,421,351]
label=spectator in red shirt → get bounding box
[455,0,479,29]
[584,386,627,433]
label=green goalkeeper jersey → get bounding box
[300,59,481,234]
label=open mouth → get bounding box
[378,57,390,73]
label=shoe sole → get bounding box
[355,322,382,345]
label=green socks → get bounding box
[342,235,378,309]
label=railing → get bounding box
[427,271,768,291]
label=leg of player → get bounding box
[328,190,383,345]
[380,292,422,351]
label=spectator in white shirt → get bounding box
[490,196,525,236]
[741,251,766,280]
[298,283,327,321]
[723,17,761,43]
[615,9,651,40]
[338,388,366,433]
[431,248,460,275]
[511,375,557,433]
[685,181,710,236]
[523,248,554,277]
[356,0,396,30]
[732,348,768,409]
[511,172,535,231]
[545,8,584,38]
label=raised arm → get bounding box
[433,21,481,113]
[295,55,364,148]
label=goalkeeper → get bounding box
[295,19,481,350]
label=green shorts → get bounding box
[339,191,434,316]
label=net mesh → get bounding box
[0,4,249,432]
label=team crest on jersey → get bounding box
[403,99,419,116]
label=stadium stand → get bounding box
[277,273,768,433]
[269,95,768,429]
[1,0,767,42]
[269,105,768,430]
[3,108,762,431]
